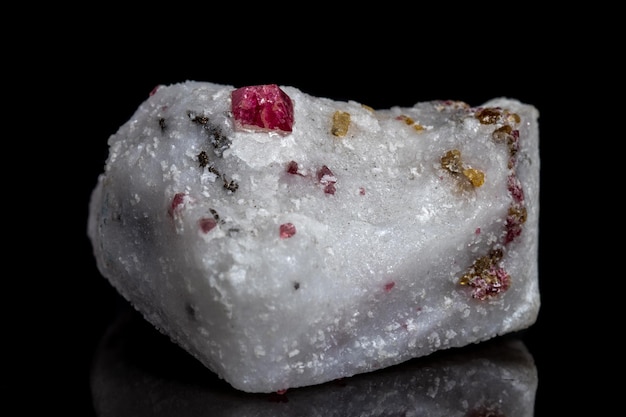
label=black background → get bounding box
[16,8,615,416]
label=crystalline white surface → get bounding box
[88,81,540,393]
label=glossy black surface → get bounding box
[32,18,610,415]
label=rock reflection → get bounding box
[91,306,537,417]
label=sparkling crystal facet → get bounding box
[231,84,294,134]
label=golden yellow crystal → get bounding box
[441,149,463,173]
[463,168,485,187]
[331,111,351,137]
[475,108,502,125]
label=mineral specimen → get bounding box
[87,81,540,393]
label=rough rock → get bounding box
[88,81,540,393]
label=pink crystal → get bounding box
[504,215,523,244]
[168,193,186,217]
[199,218,217,233]
[317,165,337,195]
[507,175,525,203]
[286,160,301,175]
[279,223,297,239]
[149,85,162,96]
[231,84,294,134]
[467,267,511,300]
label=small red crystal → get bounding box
[231,84,294,134]
[168,193,186,217]
[279,223,297,239]
[149,85,162,96]
[468,267,511,300]
[317,165,337,195]
[507,175,525,203]
[286,160,301,175]
[199,217,217,233]
[504,215,524,244]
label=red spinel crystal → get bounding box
[199,218,217,233]
[168,193,186,217]
[279,223,297,239]
[286,160,300,175]
[231,84,294,134]
[504,215,523,244]
[317,165,337,195]
[507,175,525,203]
[149,85,162,96]
[468,267,511,300]
[323,183,336,194]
